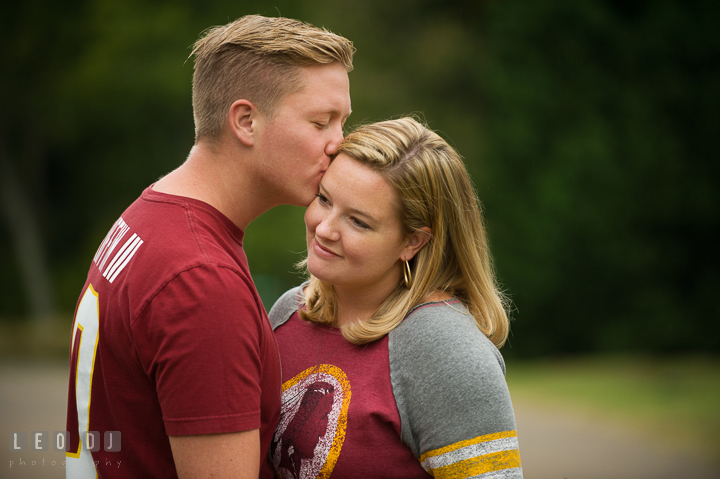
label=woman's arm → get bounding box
[389,301,523,478]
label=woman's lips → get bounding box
[312,239,340,258]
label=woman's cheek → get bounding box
[304,203,321,232]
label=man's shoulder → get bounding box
[88,188,255,317]
[114,189,247,273]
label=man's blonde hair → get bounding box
[301,117,512,347]
[190,15,355,142]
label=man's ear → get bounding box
[228,99,258,146]
[401,226,432,261]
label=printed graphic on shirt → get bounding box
[419,430,522,478]
[92,217,143,283]
[271,364,351,479]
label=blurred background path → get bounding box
[2,360,718,479]
[2,362,68,479]
[515,399,719,478]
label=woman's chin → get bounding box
[307,262,331,284]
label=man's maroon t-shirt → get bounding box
[66,187,281,478]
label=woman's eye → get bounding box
[351,217,370,230]
[316,193,329,205]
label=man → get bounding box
[65,15,353,479]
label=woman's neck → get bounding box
[333,279,399,326]
[331,284,454,326]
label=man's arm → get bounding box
[169,429,261,479]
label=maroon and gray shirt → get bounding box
[268,285,523,478]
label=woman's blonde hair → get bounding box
[301,117,511,347]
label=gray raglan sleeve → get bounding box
[267,286,303,330]
[388,303,523,478]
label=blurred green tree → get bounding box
[1,0,717,356]
[476,0,720,354]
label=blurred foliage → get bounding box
[0,0,717,357]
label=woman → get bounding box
[268,117,522,478]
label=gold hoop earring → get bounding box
[403,259,413,289]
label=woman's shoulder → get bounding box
[390,298,506,374]
[267,283,306,330]
[396,298,479,339]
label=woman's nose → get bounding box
[315,214,340,242]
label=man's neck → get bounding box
[153,142,272,230]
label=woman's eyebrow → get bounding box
[319,183,379,225]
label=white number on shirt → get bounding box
[66,284,100,478]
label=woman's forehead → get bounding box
[322,155,402,223]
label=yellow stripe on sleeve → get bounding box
[427,449,522,479]
[420,430,518,463]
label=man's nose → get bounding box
[324,124,344,157]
